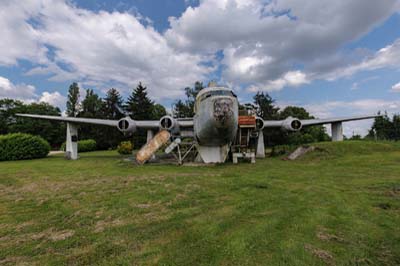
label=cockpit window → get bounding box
[198,90,236,102]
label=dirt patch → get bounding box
[304,244,334,265]
[48,229,75,241]
[0,228,75,249]
[31,228,75,242]
[19,183,40,193]
[15,221,35,232]
[387,185,400,197]
[317,227,345,242]
[136,203,152,209]
[0,256,34,266]
[94,218,127,233]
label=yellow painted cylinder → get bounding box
[136,130,171,164]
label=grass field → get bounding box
[1,141,400,265]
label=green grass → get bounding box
[1,141,400,265]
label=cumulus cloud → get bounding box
[0,0,211,99]
[0,0,399,96]
[39,91,66,108]
[166,0,399,90]
[0,75,65,108]
[0,1,47,66]
[0,76,37,101]
[248,71,309,91]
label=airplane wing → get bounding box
[300,115,379,127]
[262,114,379,130]
[16,114,119,127]
[15,113,193,131]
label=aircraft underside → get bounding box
[196,144,231,163]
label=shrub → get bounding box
[60,139,97,153]
[117,141,133,155]
[0,133,50,161]
[78,139,97,152]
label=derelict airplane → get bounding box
[17,85,378,164]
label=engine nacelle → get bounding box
[282,117,302,132]
[159,115,176,131]
[117,117,137,134]
[255,117,265,131]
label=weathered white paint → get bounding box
[146,130,154,143]
[233,152,255,164]
[331,122,343,141]
[66,122,78,160]
[197,144,230,163]
[256,130,265,158]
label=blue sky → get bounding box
[0,0,399,135]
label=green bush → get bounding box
[78,139,97,152]
[117,141,133,155]
[60,139,97,153]
[0,133,50,161]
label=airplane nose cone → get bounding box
[214,98,233,125]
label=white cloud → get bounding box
[0,75,66,108]
[0,1,47,66]
[248,71,309,91]
[0,0,212,99]
[323,39,400,80]
[39,91,66,108]
[391,82,400,92]
[0,0,399,96]
[0,76,37,101]
[166,0,399,90]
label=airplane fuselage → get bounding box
[194,87,239,146]
[193,87,239,163]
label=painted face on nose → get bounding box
[214,98,233,125]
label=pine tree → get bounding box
[103,88,123,119]
[77,89,105,148]
[101,88,125,149]
[127,82,154,120]
[126,82,155,147]
[66,82,80,117]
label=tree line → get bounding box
[365,112,400,141]
[1,81,398,150]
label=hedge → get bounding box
[0,133,50,161]
[60,139,97,153]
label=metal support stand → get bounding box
[166,138,197,165]
[331,122,343,141]
[256,130,265,158]
[66,122,78,160]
